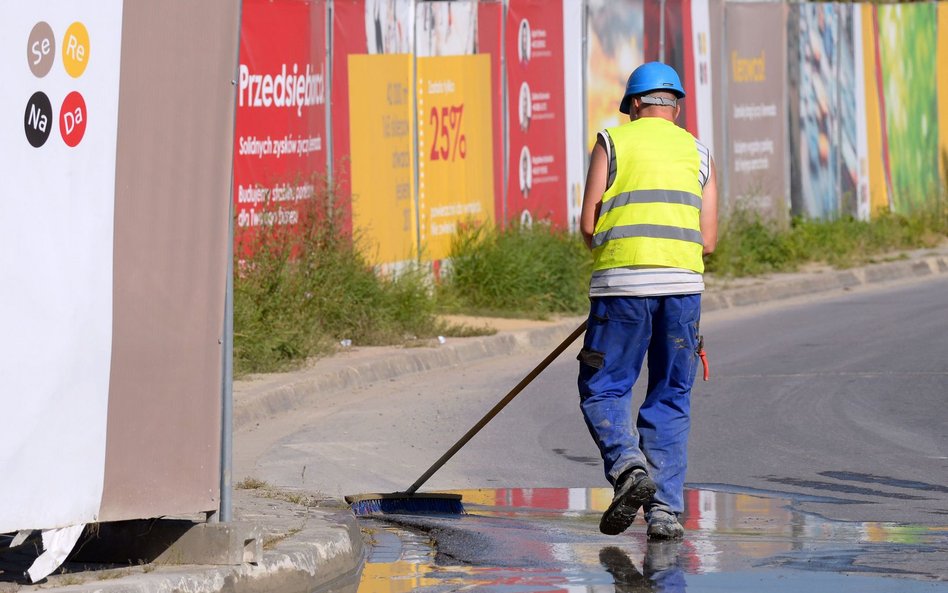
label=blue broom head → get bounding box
[346,492,465,516]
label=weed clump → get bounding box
[233,180,445,375]
[437,221,592,318]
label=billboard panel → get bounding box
[507,0,568,227]
[2,0,239,537]
[789,3,858,219]
[586,0,644,148]
[563,0,585,232]
[938,3,948,187]
[330,0,369,231]
[417,55,495,260]
[477,0,506,225]
[1,0,123,534]
[644,0,696,135]
[348,54,416,264]
[234,0,328,238]
[877,3,939,213]
[724,1,788,223]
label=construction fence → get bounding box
[235,0,948,265]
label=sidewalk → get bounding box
[13,246,947,593]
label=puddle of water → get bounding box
[355,486,948,593]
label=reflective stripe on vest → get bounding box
[593,118,704,273]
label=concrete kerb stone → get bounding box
[233,321,586,431]
[29,491,364,593]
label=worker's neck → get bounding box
[633,107,676,123]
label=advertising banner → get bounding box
[2,0,240,541]
[234,0,327,236]
[860,4,890,216]
[724,1,788,223]
[330,0,369,226]
[691,0,715,148]
[348,54,416,264]
[477,0,505,224]
[852,7,871,221]
[939,3,948,185]
[417,55,495,260]
[586,0,644,148]
[877,3,939,213]
[1,1,123,533]
[789,3,858,219]
[507,0,568,227]
[644,0,696,135]
[563,0,585,232]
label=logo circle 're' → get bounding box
[62,22,90,78]
[27,21,56,78]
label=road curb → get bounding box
[703,252,947,312]
[233,321,586,431]
[29,492,364,593]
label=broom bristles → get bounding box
[345,492,465,516]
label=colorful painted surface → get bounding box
[877,3,939,213]
[586,0,644,148]
[793,3,858,219]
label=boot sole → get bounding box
[599,474,657,535]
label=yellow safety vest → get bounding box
[593,117,705,273]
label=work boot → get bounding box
[646,509,684,540]
[600,468,656,535]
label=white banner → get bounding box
[563,0,584,232]
[691,0,715,148]
[0,2,123,533]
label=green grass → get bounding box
[233,183,471,376]
[706,204,947,277]
[436,221,593,318]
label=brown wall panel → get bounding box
[100,1,240,521]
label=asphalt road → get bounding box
[237,275,948,526]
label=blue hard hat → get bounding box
[619,62,685,114]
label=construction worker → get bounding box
[577,61,718,539]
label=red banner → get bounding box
[478,1,505,225]
[644,0,697,136]
[234,0,327,233]
[506,0,568,228]
[330,0,368,231]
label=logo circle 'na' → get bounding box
[24,91,53,148]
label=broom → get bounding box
[346,320,588,516]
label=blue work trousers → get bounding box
[577,294,701,516]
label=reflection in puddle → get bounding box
[355,487,948,592]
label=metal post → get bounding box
[219,201,235,523]
[659,0,667,63]
[412,0,422,259]
[326,0,334,190]
[216,0,243,525]
[720,0,730,211]
[501,0,509,227]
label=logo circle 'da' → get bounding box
[62,21,90,78]
[27,21,56,78]
[60,91,87,147]
[24,91,53,147]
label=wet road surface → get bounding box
[355,487,948,592]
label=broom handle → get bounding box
[405,320,588,495]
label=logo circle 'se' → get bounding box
[60,91,87,147]
[27,21,56,78]
[24,91,53,148]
